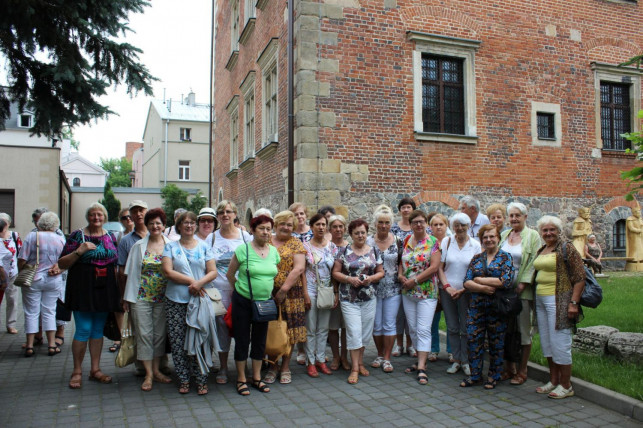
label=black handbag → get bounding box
[562,243,603,308]
[245,242,278,322]
[56,298,72,322]
[482,253,522,318]
[103,312,121,341]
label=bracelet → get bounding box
[414,277,419,285]
[570,300,579,306]
[443,283,451,290]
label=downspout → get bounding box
[164,119,169,186]
[208,0,216,206]
[287,0,294,206]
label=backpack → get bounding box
[562,242,603,309]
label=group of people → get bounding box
[0,194,587,400]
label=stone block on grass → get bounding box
[607,332,643,364]
[572,325,619,355]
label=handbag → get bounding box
[245,242,278,322]
[482,253,522,318]
[313,253,334,309]
[264,306,291,362]
[562,242,603,308]
[14,232,38,288]
[56,298,72,322]
[205,287,228,316]
[115,312,137,368]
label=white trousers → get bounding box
[3,275,19,328]
[305,295,332,364]
[536,295,572,365]
[21,275,62,334]
[402,295,437,352]
[340,299,376,350]
[373,294,401,336]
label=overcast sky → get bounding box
[2,0,213,163]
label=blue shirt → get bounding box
[163,240,215,304]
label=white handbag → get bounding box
[205,287,227,316]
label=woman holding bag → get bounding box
[122,208,172,391]
[303,213,336,377]
[226,214,279,396]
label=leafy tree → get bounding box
[621,110,643,201]
[160,184,207,226]
[0,0,157,137]
[100,157,132,188]
[100,182,121,221]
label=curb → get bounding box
[527,361,643,421]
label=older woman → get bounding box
[438,213,481,375]
[327,214,350,371]
[391,197,419,358]
[397,210,440,385]
[196,207,218,242]
[428,213,452,363]
[263,210,308,385]
[487,203,509,232]
[499,202,542,385]
[0,213,21,335]
[226,215,279,396]
[460,224,515,389]
[18,212,66,357]
[208,200,252,384]
[162,211,217,395]
[164,208,187,241]
[303,213,336,377]
[59,203,121,389]
[584,234,603,274]
[532,215,585,399]
[367,207,402,373]
[333,218,384,385]
[123,208,172,391]
[289,202,312,242]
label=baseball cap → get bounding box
[128,200,148,210]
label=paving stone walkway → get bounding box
[0,303,640,427]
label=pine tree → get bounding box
[0,0,157,137]
[100,182,121,221]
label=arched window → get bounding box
[218,189,223,203]
[72,177,81,187]
[613,219,626,251]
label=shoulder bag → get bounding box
[245,242,278,322]
[484,253,522,318]
[14,232,38,288]
[562,242,603,308]
[115,312,137,368]
[313,250,334,309]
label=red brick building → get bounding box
[212,0,642,256]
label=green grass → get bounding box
[530,273,643,400]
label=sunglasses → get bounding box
[120,215,131,221]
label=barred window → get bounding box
[600,82,631,151]
[422,54,465,135]
[537,112,555,140]
[613,219,626,251]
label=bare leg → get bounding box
[373,335,384,358]
[340,329,349,369]
[280,353,292,375]
[236,360,248,383]
[382,335,396,361]
[417,350,428,370]
[559,364,572,389]
[546,357,558,385]
[329,329,340,369]
[72,340,87,374]
[45,330,56,347]
[88,338,111,381]
[25,333,35,349]
[518,344,531,377]
[219,351,229,372]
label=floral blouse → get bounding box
[292,229,313,243]
[304,240,337,298]
[336,244,382,303]
[400,234,439,299]
[137,251,167,303]
[366,236,402,299]
[464,250,515,302]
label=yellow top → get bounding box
[534,253,557,296]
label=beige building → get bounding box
[141,92,210,194]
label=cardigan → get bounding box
[123,235,170,304]
[500,226,542,300]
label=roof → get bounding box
[60,153,108,175]
[149,99,210,122]
[72,187,201,194]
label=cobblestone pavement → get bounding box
[0,304,640,428]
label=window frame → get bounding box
[258,39,279,147]
[18,114,33,128]
[409,31,480,144]
[0,189,15,227]
[226,96,240,170]
[72,177,81,187]
[179,127,192,142]
[531,102,562,147]
[240,71,256,160]
[231,0,240,52]
[613,219,626,251]
[178,160,191,181]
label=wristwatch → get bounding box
[570,300,579,306]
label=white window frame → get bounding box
[178,160,190,181]
[231,0,240,52]
[408,31,480,145]
[592,62,642,153]
[244,92,255,160]
[531,102,562,147]
[258,38,279,146]
[18,113,33,128]
[245,0,255,23]
[179,127,191,141]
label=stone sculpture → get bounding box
[572,207,592,256]
[625,206,643,272]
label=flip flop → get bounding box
[141,378,153,392]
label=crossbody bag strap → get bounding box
[35,231,39,268]
[176,243,196,279]
[245,242,254,301]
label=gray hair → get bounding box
[460,196,480,212]
[32,207,49,218]
[450,212,472,230]
[0,218,8,232]
[174,208,187,219]
[216,200,238,214]
[507,202,528,216]
[536,215,563,234]
[85,202,108,222]
[0,212,12,224]
[373,205,393,223]
[37,211,60,232]
[328,214,347,228]
[254,208,273,219]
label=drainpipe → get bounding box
[164,119,169,186]
[208,0,216,206]
[287,0,294,206]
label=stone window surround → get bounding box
[591,62,642,154]
[226,95,240,170]
[258,38,279,147]
[408,31,480,145]
[240,71,256,161]
[231,0,240,53]
[531,102,562,147]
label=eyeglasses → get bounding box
[120,215,131,221]
[182,222,197,227]
[199,218,215,223]
[411,220,426,226]
[217,210,234,215]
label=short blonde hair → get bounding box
[216,200,238,215]
[486,203,506,219]
[288,202,307,216]
[274,210,295,227]
[328,214,347,228]
[374,205,393,223]
[85,202,108,222]
[430,213,448,227]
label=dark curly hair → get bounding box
[144,208,167,226]
[348,218,369,235]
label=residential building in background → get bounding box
[212,0,642,261]
[141,92,210,194]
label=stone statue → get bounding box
[625,206,643,272]
[572,207,592,256]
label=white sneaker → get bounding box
[548,384,574,399]
[446,362,461,374]
[407,346,417,358]
[462,364,471,376]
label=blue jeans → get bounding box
[431,309,452,354]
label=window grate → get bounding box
[421,54,464,135]
[600,81,631,151]
[537,112,555,139]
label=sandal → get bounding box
[358,365,370,377]
[178,382,190,394]
[341,358,351,371]
[236,381,250,396]
[69,372,83,389]
[216,369,228,385]
[510,373,528,385]
[548,384,574,399]
[153,374,172,384]
[55,336,65,347]
[108,342,121,353]
[382,360,394,373]
[24,347,35,358]
[141,377,153,392]
[263,370,278,384]
[404,364,418,374]
[536,381,557,394]
[484,379,497,390]
[197,384,209,395]
[460,377,482,388]
[34,336,44,346]
[279,371,292,384]
[371,356,384,368]
[296,352,306,365]
[47,346,61,356]
[500,370,517,381]
[89,370,113,384]
[251,379,270,393]
[329,359,340,371]
[428,352,438,362]
[347,370,359,385]
[417,369,428,385]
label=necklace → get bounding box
[252,241,269,257]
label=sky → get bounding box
[3,0,214,163]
